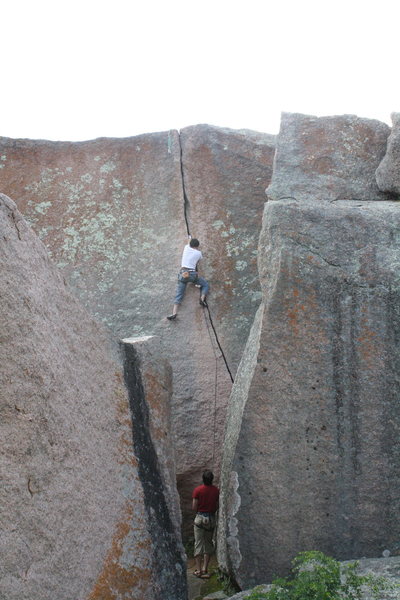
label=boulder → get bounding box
[180,124,276,375]
[266,112,390,203]
[376,112,400,194]
[0,194,186,600]
[218,197,400,587]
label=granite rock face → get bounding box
[0,126,276,535]
[218,113,400,588]
[0,194,186,600]
[0,133,185,339]
[376,112,400,194]
[180,125,276,374]
[267,112,390,203]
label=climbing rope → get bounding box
[202,305,220,468]
[203,302,234,384]
[184,192,234,465]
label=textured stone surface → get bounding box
[121,336,187,599]
[376,113,400,194]
[266,113,390,203]
[180,125,276,375]
[227,585,271,599]
[168,125,275,533]
[218,198,400,587]
[0,194,186,600]
[0,133,185,339]
[154,280,233,537]
[0,126,275,536]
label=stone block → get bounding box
[218,198,400,587]
[266,113,390,203]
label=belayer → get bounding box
[192,470,219,579]
[167,235,209,320]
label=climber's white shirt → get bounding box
[181,244,202,270]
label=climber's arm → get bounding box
[192,497,199,512]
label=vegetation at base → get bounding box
[217,568,241,596]
[244,551,395,600]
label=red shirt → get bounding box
[192,484,219,513]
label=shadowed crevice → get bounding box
[178,131,191,236]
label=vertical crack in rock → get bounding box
[178,130,234,384]
[122,342,187,600]
[178,131,191,236]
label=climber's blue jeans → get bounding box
[174,271,209,304]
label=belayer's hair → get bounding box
[190,238,200,248]
[202,470,214,485]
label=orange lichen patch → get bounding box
[115,391,131,424]
[113,389,138,468]
[87,502,152,600]
[357,316,382,370]
[280,267,324,348]
[114,370,125,385]
[117,434,137,468]
[286,288,306,338]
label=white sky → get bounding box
[2,0,399,141]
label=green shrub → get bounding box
[217,568,240,596]
[244,551,395,600]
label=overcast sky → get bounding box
[2,0,398,141]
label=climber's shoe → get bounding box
[193,570,202,578]
[199,299,207,307]
[167,314,177,320]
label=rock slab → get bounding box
[180,124,276,375]
[219,113,400,587]
[121,336,187,600]
[266,112,390,203]
[0,194,186,600]
[218,197,400,587]
[0,133,185,339]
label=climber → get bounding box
[166,235,209,320]
[192,470,219,579]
